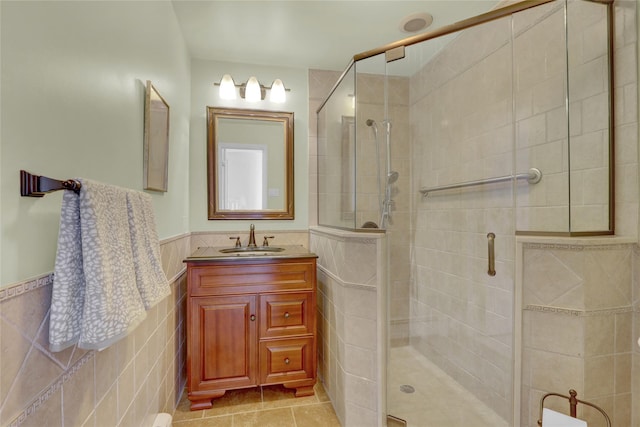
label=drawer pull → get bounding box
[284,312,290,319]
[284,357,290,365]
[250,314,256,321]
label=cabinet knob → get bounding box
[284,312,290,319]
[250,314,256,321]
[284,357,290,365]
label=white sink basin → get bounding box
[219,246,285,255]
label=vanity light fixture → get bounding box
[214,75,290,103]
[270,79,286,103]
[218,74,237,100]
[244,77,262,102]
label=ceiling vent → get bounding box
[399,12,433,33]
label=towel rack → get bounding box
[20,170,81,197]
[420,168,542,197]
[537,389,611,427]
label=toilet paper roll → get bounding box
[542,408,587,427]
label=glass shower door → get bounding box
[384,13,517,427]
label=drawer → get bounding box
[259,293,313,338]
[259,337,315,384]
[188,259,316,296]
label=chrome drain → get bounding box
[399,384,415,394]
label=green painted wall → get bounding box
[0,1,192,286]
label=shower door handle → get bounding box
[487,233,496,277]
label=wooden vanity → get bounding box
[184,246,318,410]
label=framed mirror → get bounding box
[143,80,170,192]
[207,107,294,219]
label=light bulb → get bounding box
[270,79,286,103]
[245,77,261,102]
[219,74,236,100]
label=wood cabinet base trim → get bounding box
[283,378,317,397]
[188,390,226,410]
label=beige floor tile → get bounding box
[292,402,341,427]
[314,381,331,402]
[233,408,296,427]
[173,383,339,427]
[203,387,263,416]
[172,415,233,427]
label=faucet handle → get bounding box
[262,236,274,246]
[229,236,241,247]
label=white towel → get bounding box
[542,408,588,427]
[49,179,167,352]
[125,190,170,308]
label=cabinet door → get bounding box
[190,295,257,390]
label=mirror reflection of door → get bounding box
[207,107,294,220]
[218,143,267,210]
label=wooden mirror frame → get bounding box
[143,81,170,192]
[207,107,294,220]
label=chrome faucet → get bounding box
[248,224,257,248]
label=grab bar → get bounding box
[420,168,542,197]
[487,233,496,276]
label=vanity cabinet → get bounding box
[185,250,317,411]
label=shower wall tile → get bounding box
[634,352,640,427]
[615,352,632,394]
[615,311,633,353]
[521,240,636,427]
[615,392,633,427]
[585,355,615,397]
[311,228,384,427]
[513,0,637,235]
[410,2,638,424]
[585,315,616,357]
[634,245,640,427]
[613,1,639,238]
[0,233,190,427]
[523,243,633,310]
[526,310,584,356]
[308,69,342,101]
[353,73,410,236]
[309,70,350,232]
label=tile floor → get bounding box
[173,347,510,427]
[387,346,509,427]
[172,381,341,427]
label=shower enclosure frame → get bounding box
[315,0,616,425]
[317,0,615,237]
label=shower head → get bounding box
[387,171,399,184]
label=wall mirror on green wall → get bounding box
[144,80,170,192]
[207,107,294,219]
